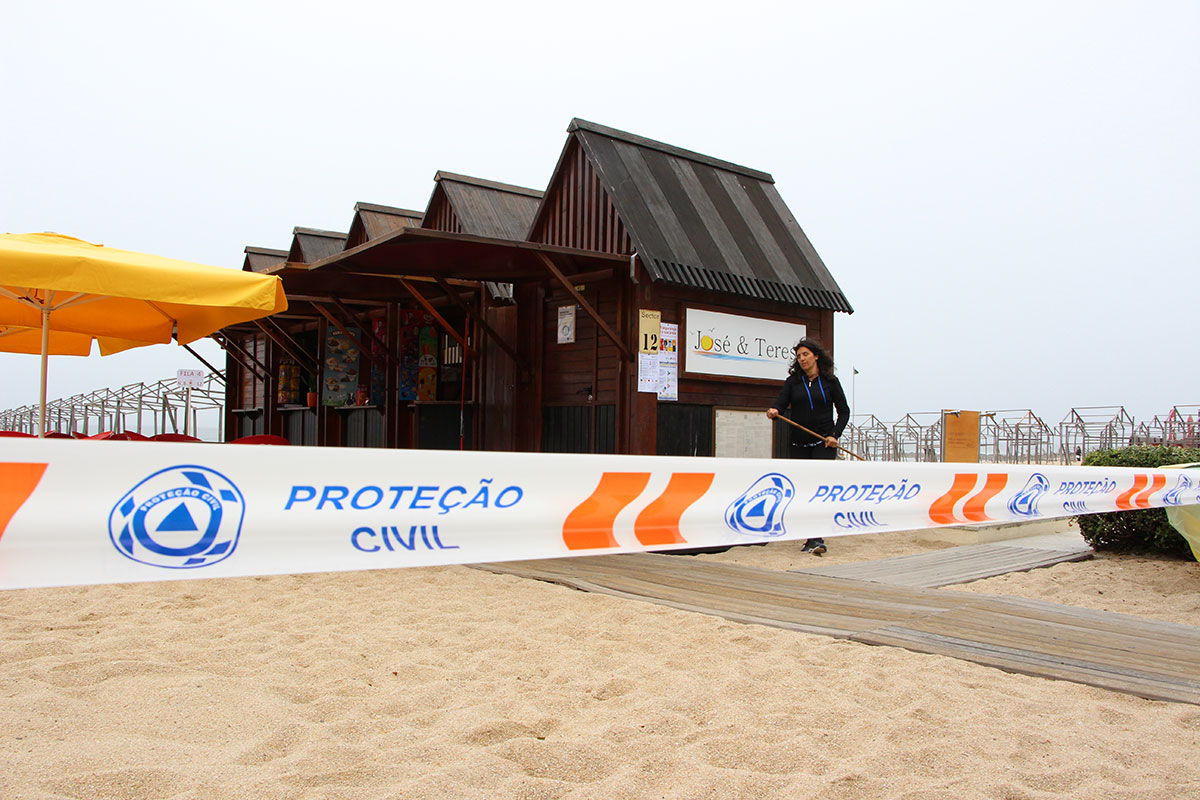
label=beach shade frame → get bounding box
[0,232,288,437]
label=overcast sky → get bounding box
[2,0,1196,429]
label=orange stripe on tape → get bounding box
[1133,473,1166,509]
[562,472,651,550]
[0,463,48,541]
[962,473,1009,522]
[929,473,978,525]
[634,473,715,546]
[1115,474,1149,510]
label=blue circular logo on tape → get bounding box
[109,465,245,569]
[1007,473,1049,518]
[725,473,794,537]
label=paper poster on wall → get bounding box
[557,305,575,344]
[637,353,659,392]
[322,328,361,406]
[397,310,432,401]
[714,408,773,458]
[657,361,678,401]
[417,325,438,401]
[657,322,678,401]
[658,322,678,364]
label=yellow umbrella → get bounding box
[0,232,288,436]
[0,325,147,356]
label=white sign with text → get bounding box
[685,309,806,381]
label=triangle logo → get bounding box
[158,502,199,533]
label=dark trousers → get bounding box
[791,442,835,544]
[791,442,837,460]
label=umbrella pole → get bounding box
[39,307,49,438]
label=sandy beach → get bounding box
[2,528,1198,799]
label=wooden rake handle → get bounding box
[773,415,866,461]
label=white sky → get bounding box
[2,0,1197,427]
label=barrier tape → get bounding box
[1,439,1197,590]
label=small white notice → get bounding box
[176,369,206,389]
[714,408,773,458]
[557,306,576,344]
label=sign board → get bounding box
[685,308,805,381]
[176,369,206,389]
[942,410,981,463]
[638,309,661,354]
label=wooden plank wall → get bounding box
[529,138,634,253]
[541,281,621,405]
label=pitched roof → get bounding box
[345,202,423,249]
[287,227,348,264]
[242,246,289,273]
[423,171,543,241]
[563,118,851,312]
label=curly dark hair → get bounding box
[787,337,836,379]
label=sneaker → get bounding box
[810,540,827,556]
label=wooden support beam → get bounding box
[398,278,478,359]
[263,317,318,373]
[535,252,632,361]
[253,319,318,374]
[213,332,270,382]
[558,266,620,287]
[432,275,523,366]
[182,342,226,383]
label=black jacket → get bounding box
[774,372,850,446]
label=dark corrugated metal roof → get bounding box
[427,172,543,242]
[288,227,348,264]
[567,119,852,313]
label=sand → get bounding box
[2,529,1198,799]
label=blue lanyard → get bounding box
[801,375,826,409]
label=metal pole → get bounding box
[38,307,49,438]
[183,387,192,437]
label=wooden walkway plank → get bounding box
[852,627,1200,705]
[796,544,1094,588]
[475,553,1200,705]
[889,607,1200,678]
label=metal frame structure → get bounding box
[4,383,1196,461]
[891,412,943,462]
[980,409,1057,464]
[0,373,227,440]
[1161,405,1200,448]
[843,414,897,461]
[1058,406,1135,463]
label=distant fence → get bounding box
[2,379,1196,461]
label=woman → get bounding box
[766,337,850,555]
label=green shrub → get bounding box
[1075,445,1200,558]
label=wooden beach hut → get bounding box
[220,119,852,456]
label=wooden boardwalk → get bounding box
[477,553,1200,705]
[796,543,1094,588]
